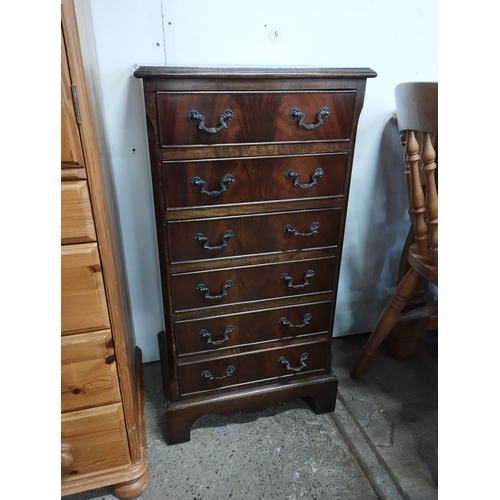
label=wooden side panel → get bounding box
[61,243,110,335]
[61,28,85,168]
[61,180,97,244]
[61,404,130,478]
[61,330,121,412]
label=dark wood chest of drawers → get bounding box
[134,67,376,444]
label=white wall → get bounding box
[76,0,437,362]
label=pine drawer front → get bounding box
[61,243,110,335]
[174,301,332,356]
[178,340,329,396]
[167,208,341,263]
[61,403,130,478]
[61,330,121,412]
[163,154,348,209]
[157,91,355,147]
[171,256,335,312]
[61,180,97,244]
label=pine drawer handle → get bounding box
[285,168,324,189]
[201,365,235,380]
[61,443,74,470]
[289,107,330,130]
[283,221,319,237]
[191,174,234,197]
[188,108,234,134]
[197,280,234,300]
[278,352,309,372]
[200,325,234,345]
[195,230,234,251]
[280,270,315,289]
[279,313,312,328]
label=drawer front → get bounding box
[157,91,355,147]
[61,180,97,244]
[171,257,335,312]
[178,340,329,396]
[61,330,121,412]
[163,154,347,209]
[168,208,341,263]
[61,403,130,478]
[174,301,332,355]
[61,243,110,335]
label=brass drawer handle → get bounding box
[283,222,319,237]
[195,230,234,251]
[191,174,234,197]
[200,325,234,345]
[289,107,330,130]
[188,108,234,134]
[197,280,234,300]
[278,352,309,372]
[279,313,312,328]
[201,365,235,380]
[281,270,315,289]
[285,168,324,189]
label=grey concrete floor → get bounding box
[63,331,437,500]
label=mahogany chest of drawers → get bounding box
[134,67,376,444]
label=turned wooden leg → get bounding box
[350,267,420,379]
[111,469,149,499]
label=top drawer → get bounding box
[157,91,355,147]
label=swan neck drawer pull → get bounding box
[195,230,234,251]
[285,168,324,189]
[283,222,319,237]
[280,270,315,289]
[197,280,234,300]
[201,365,235,380]
[188,108,234,134]
[279,313,312,328]
[278,352,309,372]
[289,107,330,130]
[199,325,234,345]
[191,174,234,197]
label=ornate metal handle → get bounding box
[280,270,315,289]
[279,313,312,328]
[199,325,234,345]
[201,365,235,380]
[289,107,330,130]
[283,222,319,237]
[195,230,234,251]
[188,108,234,134]
[278,353,309,372]
[197,280,234,300]
[191,174,234,197]
[285,168,324,189]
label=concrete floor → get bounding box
[63,331,438,500]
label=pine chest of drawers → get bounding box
[134,67,376,444]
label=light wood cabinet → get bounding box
[61,1,148,497]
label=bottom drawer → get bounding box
[178,340,329,396]
[61,403,130,478]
